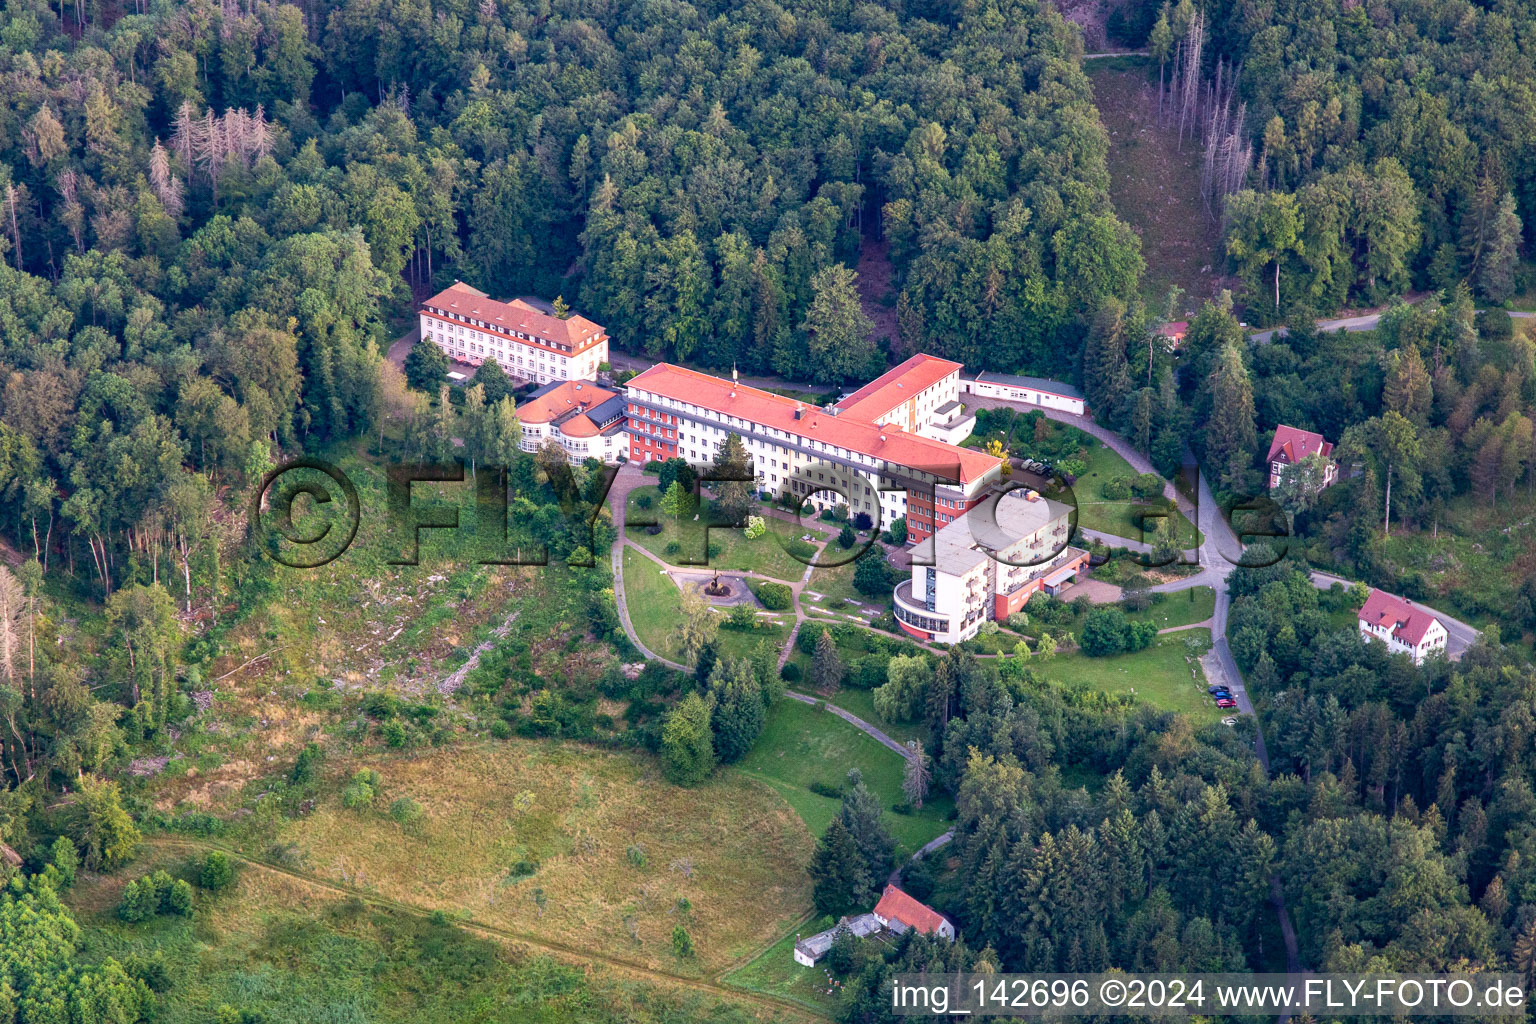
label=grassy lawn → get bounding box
[622,547,687,661]
[626,486,824,582]
[723,916,857,1014]
[714,617,793,663]
[1131,586,1216,629]
[1040,631,1221,723]
[735,698,952,858]
[1070,441,1201,547]
[803,549,890,615]
[257,741,814,976]
[819,685,930,748]
[70,847,815,1024]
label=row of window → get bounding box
[424,308,584,354]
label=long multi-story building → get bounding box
[623,359,998,539]
[894,487,1089,644]
[418,282,608,385]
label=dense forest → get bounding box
[801,599,1536,1023]
[1140,0,1536,318]
[0,0,1142,396]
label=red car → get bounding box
[1215,696,1238,709]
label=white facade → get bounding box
[1358,614,1448,664]
[960,373,1086,416]
[1357,589,1450,665]
[419,283,608,385]
[625,364,1000,532]
[893,489,1087,645]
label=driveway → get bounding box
[1250,309,1534,344]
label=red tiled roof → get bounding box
[422,282,606,352]
[626,363,998,485]
[834,354,962,421]
[1157,320,1188,339]
[1267,425,1333,465]
[1358,588,1441,646]
[873,885,948,935]
[517,380,618,426]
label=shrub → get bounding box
[838,524,856,549]
[664,541,682,556]
[489,718,513,739]
[164,878,195,916]
[755,581,793,610]
[199,851,235,892]
[636,493,653,509]
[381,719,408,747]
[118,879,156,922]
[1131,473,1164,500]
[780,662,801,682]
[389,797,424,826]
[854,511,873,530]
[726,603,757,630]
[626,844,648,868]
[342,768,383,808]
[1101,477,1131,500]
[1080,607,1130,657]
[507,859,540,881]
[808,780,843,798]
[672,924,694,959]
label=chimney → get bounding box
[794,404,803,420]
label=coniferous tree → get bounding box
[709,658,765,763]
[809,818,868,916]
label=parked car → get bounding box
[1207,685,1230,695]
[1215,696,1238,709]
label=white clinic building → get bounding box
[418,282,608,385]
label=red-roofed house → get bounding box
[872,885,955,940]
[1358,588,1448,664]
[419,283,608,385]
[517,381,627,464]
[1266,425,1338,490]
[1156,321,1189,348]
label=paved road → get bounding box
[1251,309,1534,344]
[890,829,955,885]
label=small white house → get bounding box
[959,372,1086,416]
[794,913,883,966]
[1358,588,1448,664]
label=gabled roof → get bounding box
[1267,425,1333,465]
[625,363,998,485]
[1359,588,1442,647]
[422,282,606,351]
[834,354,962,421]
[516,380,619,426]
[873,884,949,935]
